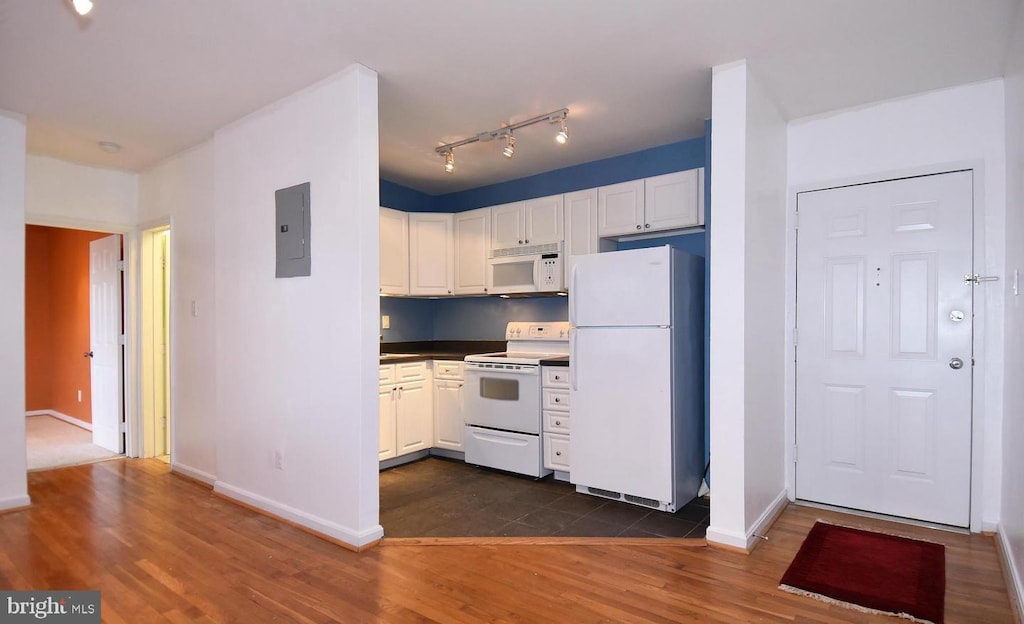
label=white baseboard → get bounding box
[170,462,216,486]
[0,494,31,512]
[996,526,1024,623]
[27,410,93,432]
[213,480,383,549]
[706,489,790,553]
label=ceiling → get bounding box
[0,1,1019,195]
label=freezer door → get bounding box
[569,246,671,328]
[569,326,673,503]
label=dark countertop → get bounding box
[539,356,570,367]
[379,340,506,365]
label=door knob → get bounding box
[949,357,964,370]
[84,351,94,358]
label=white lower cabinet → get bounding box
[379,362,433,461]
[433,360,465,451]
[542,365,571,474]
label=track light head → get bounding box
[71,0,93,15]
[443,150,454,174]
[555,119,568,145]
[502,132,515,158]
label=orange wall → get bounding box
[25,226,112,422]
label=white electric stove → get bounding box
[463,321,570,477]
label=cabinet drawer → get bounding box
[543,388,569,411]
[543,367,570,388]
[543,433,570,472]
[379,364,396,384]
[396,361,428,382]
[434,360,464,380]
[543,411,570,434]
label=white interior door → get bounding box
[89,234,123,453]
[795,171,973,527]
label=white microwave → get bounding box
[488,252,564,294]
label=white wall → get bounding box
[138,142,217,482]
[211,65,382,547]
[25,155,138,229]
[999,0,1024,610]
[787,80,1007,531]
[0,111,29,511]
[707,61,789,550]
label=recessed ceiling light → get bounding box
[98,141,121,153]
[71,0,93,16]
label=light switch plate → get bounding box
[381,315,390,329]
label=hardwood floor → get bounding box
[0,459,1014,623]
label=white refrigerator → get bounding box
[568,245,704,513]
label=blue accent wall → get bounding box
[379,297,436,342]
[433,297,569,341]
[436,138,706,212]
[380,180,439,212]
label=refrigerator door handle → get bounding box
[568,263,579,327]
[570,329,578,391]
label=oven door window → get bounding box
[491,261,534,289]
[479,377,519,401]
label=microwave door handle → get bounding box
[533,256,542,290]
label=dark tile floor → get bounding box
[380,457,710,538]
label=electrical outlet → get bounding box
[273,451,283,470]
[77,390,82,403]
[381,315,390,329]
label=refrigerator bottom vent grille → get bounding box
[625,494,660,509]
[586,487,622,500]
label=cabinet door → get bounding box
[433,379,464,451]
[379,385,396,461]
[563,188,599,287]
[396,381,433,455]
[490,202,526,250]
[644,169,704,232]
[409,213,454,296]
[598,179,645,236]
[454,208,491,295]
[524,195,563,246]
[379,208,409,295]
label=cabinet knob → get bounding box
[645,223,651,229]
[484,287,488,292]
[525,239,529,244]
[555,451,562,456]
[554,397,561,403]
[448,289,452,294]
[555,420,561,426]
[636,225,642,230]
[518,239,523,244]
[554,375,561,380]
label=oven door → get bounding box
[464,365,541,434]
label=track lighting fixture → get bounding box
[434,107,569,175]
[502,131,515,159]
[71,0,94,15]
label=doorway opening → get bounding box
[140,225,171,460]
[24,225,125,471]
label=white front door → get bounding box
[795,171,973,527]
[89,234,123,453]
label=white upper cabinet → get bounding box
[454,207,491,295]
[598,179,645,236]
[490,196,563,251]
[563,188,599,288]
[379,207,409,295]
[490,202,526,250]
[644,169,704,232]
[597,169,705,237]
[409,213,454,296]
[524,195,563,246]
